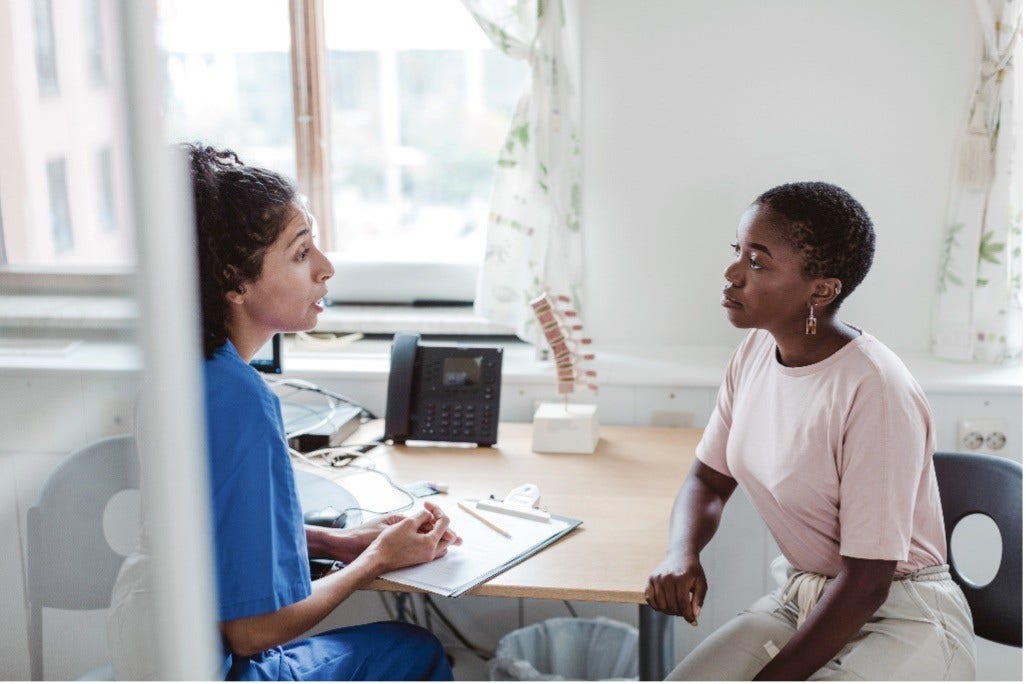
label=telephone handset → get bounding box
[384,332,503,446]
[384,332,419,440]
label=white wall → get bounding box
[580,0,981,351]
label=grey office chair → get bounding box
[26,434,139,680]
[933,451,1022,647]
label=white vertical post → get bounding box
[118,0,220,678]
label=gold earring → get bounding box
[805,303,817,335]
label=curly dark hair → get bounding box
[755,181,875,311]
[184,143,299,358]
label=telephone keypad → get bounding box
[413,401,497,441]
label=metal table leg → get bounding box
[639,605,674,680]
[394,592,410,623]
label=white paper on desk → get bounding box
[379,500,579,597]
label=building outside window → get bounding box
[31,0,59,97]
[45,158,74,254]
[0,0,131,267]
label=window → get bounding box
[84,0,106,87]
[98,146,116,232]
[45,158,74,254]
[158,0,297,180]
[159,0,526,271]
[4,0,525,309]
[323,1,526,264]
[32,0,59,97]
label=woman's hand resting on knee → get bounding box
[646,553,707,626]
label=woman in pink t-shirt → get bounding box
[647,182,975,680]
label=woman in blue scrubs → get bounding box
[187,143,460,681]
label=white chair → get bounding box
[26,435,139,680]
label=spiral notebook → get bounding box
[379,500,582,597]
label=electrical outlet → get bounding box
[957,418,1008,455]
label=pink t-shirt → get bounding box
[697,329,947,578]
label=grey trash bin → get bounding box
[489,617,639,681]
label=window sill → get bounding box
[315,304,511,335]
[0,330,1020,395]
[0,295,137,330]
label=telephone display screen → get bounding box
[442,356,482,387]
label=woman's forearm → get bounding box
[220,554,382,657]
[754,558,896,680]
[668,462,736,559]
[305,524,367,564]
[647,462,737,621]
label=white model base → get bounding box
[531,402,599,454]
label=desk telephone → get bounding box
[384,333,503,446]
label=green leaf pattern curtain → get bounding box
[462,0,582,342]
[932,0,1022,363]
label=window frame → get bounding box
[2,0,498,316]
[289,0,334,251]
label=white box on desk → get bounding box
[531,402,599,454]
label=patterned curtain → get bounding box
[932,0,1023,363]
[461,0,582,342]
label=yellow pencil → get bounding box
[458,500,512,539]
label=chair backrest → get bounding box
[25,434,139,679]
[933,451,1022,647]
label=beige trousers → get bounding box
[666,558,976,681]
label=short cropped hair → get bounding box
[184,143,299,358]
[755,181,875,310]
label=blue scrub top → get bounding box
[201,342,454,681]
[204,340,311,623]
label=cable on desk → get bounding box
[265,377,377,420]
[287,446,416,517]
[336,462,416,517]
[563,600,578,618]
[280,389,339,439]
[303,443,384,467]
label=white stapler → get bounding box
[477,484,551,522]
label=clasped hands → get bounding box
[325,501,462,573]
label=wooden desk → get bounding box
[305,421,701,679]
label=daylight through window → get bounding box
[1,0,526,276]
